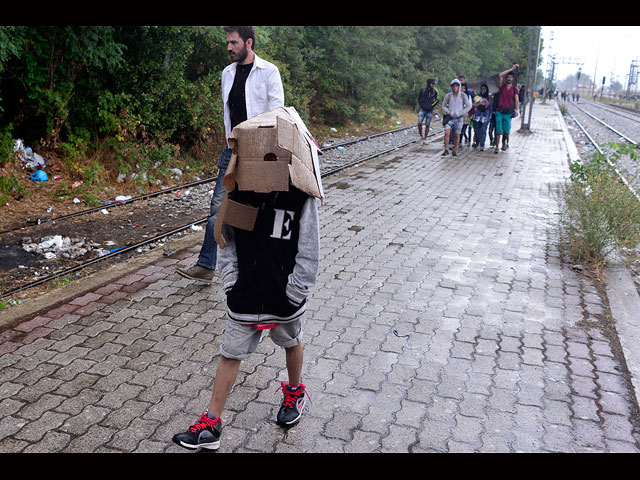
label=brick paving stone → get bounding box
[1,102,639,452]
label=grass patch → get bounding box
[555,142,640,275]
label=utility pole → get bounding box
[542,30,553,104]
[520,26,541,132]
[592,47,599,98]
[625,59,638,99]
[527,26,542,129]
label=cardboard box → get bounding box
[215,107,323,248]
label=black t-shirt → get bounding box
[229,62,253,130]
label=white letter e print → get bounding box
[270,209,295,240]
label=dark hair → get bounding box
[223,26,256,49]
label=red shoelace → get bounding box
[189,412,220,433]
[277,382,312,408]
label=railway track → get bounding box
[563,99,640,292]
[564,100,640,198]
[1,123,444,299]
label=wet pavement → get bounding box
[1,101,639,453]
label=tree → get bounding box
[4,26,124,147]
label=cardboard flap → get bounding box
[236,159,290,193]
[236,125,291,160]
[214,193,230,248]
[276,116,311,168]
[222,152,239,193]
[214,193,259,248]
[289,155,321,198]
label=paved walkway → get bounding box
[1,102,639,453]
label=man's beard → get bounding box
[230,45,248,63]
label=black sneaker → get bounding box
[442,149,449,156]
[452,150,458,157]
[172,412,221,451]
[276,382,309,426]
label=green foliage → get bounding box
[0,122,14,167]
[4,26,124,146]
[556,143,640,270]
[0,172,25,204]
[0,26,532,176]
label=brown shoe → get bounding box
[176,264,214,284]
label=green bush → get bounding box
[556,143,640,271]
[0,123,14,167]
[0,172,25,204]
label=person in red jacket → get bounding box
[494,64,520,153]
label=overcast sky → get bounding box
[540,26,640,88]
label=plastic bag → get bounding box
[30,170,48,182]
[14,139,47,171]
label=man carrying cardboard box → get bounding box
[172,107,323,451]
[177,26,285,284]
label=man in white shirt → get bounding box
[441,78,471,157]
[177,26,284,283]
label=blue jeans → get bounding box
[473,120,489,147]
[196,146,232,270]
[418,109,433,126]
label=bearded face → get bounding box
[227,31,250,64]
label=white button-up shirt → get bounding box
[221,53,285,144]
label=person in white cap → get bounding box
[441,78,472,157]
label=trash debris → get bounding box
[22,235,97,259]
[114,195,132,202]
[337,147,345,151]
[97,247,125,257]
[191,224,203,231]
[73,198,81,204]
[163,248,177,257]
[29,170,48,182]
[392,329,411,339]
[572,264,595,278]
[71,181,83,189]
[53,175,61,180]
[14,139,47,171]
[330,127,337,133]
[170,168,183,176]
[100,209,109,215]
[26,217,49,225]
[46,206,53,213]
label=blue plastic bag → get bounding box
[30,170,48,182]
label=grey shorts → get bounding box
[220,318,303,360]
[444,116,464,135]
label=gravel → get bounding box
[564,100,640,190]
[318,125,420,175]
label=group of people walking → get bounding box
[417,65,521,156]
